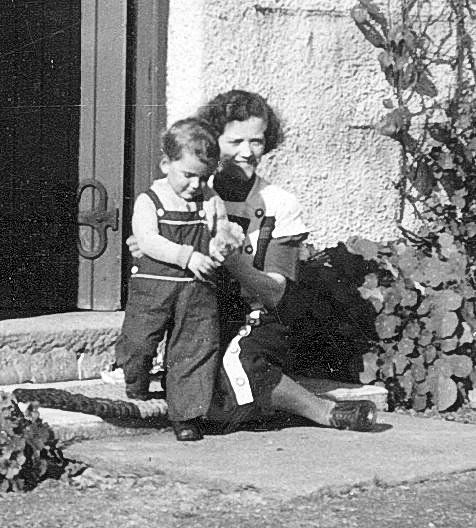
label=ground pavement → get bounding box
[2,378,476,499]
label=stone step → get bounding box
[0,312,123,385]
[1,377,387,442]
[0,312,388,413]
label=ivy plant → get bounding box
[349,0,476,410]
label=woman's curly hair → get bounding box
[197,89,284,154]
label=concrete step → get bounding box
[1,377,387,442]
[0,312,124,384]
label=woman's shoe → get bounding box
[329,400,377,431]
[171,419,203,441]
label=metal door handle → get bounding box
[77,179,119,259]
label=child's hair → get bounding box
[162,117,219,166]
[197,89,283,154]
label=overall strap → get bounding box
[143,188,164,211]
[145,188,204,216]
[253,216,276,270]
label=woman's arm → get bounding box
[224,253,287,309]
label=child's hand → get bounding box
[126,235,144,258]
[209,221,245,262]
[187,251,218,281]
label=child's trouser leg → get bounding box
[115,279,174,396]
[165,281,220,421]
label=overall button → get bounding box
[255,208,264,218]
[198,209,205,218]
[245,245,253,254]
[157,208,165,217]
[131,265,139,274]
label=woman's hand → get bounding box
[126,235,143,258]
[187,251,219,281]
[209,221,245,263]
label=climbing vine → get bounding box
[349,0,476,410]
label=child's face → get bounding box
[218,117,267,180]
[161,151,215,201]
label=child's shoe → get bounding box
[329,400,377,431]
[124,373,150,401]
[171,419,203,441]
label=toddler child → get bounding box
[115,117,243,441]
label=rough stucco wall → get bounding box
[166,0,206,124]
[166,0,406,246]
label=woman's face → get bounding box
[218,117,267,180]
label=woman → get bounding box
[128,89,377,434]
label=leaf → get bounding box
[412,160,436,196]
[458,322,473,345]
[346,236,379,260]
[439,337,459,353]
[375,314,401,339]
[419,257,453,288]
[437,312,459,339]
[383,287,402,313]
[360,352,378,384]
[418,328,433,346]
[434,289,463,311]
[436,376,457,411]
[351,5,369,24]
[359,0,388,30]
[361,273,379,289]
[380,357,395,378]
[412,393,427,411]
[434,357,453,378]
[377,108,410,138]
[397,337,415,356]
[437,233,459,260]
[355,20,387,48]
[428,123,451,144]
[394,355,409,375]
[401,63,416,90]
[403,320,420,339]
[416,379,430,395]
[400,288,418,308]
[448,355,473,378]
[382,258,399,278]
[415,71,438,98]
[424,345,437,364]
[465,222,476,238]
[399,371,414,398]
[411,361,426,382]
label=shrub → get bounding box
[346,236,476,411]
[348,0,476,410]
[0,391,69,492]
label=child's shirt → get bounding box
[132,178,227,270]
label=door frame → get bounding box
[77,0,168,310]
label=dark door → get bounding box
[0,0,81,316]
[0,0,129,316]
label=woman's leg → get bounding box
[270,374,377,431]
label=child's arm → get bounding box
[132,193,194,269]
